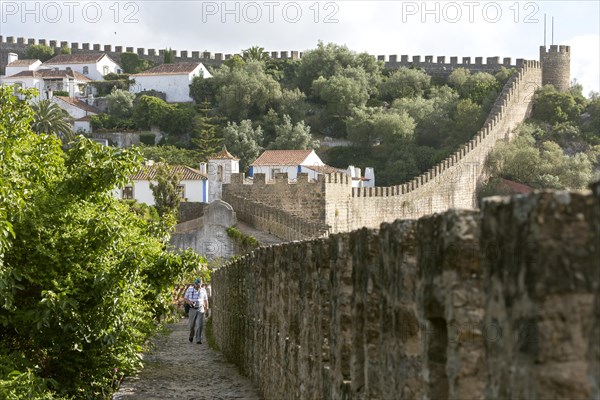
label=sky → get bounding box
[1,1,599,95]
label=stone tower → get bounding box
[539,45,571,92]
[207,146,240,202]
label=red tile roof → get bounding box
[499,179,534,194]
[303,164,345,174]
[133,62,204,76]
[131,164,207,181]
[54,96,101,113]
[6,69,92,81]
[208,146,239,161]
[7,59,39,67]
[44,53,109,65]
[252,150,314,166]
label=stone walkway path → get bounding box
[236,221,285,246]
[112,317,260,400]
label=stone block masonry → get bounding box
[211,186,600,399]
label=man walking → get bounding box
[184,278,208,344]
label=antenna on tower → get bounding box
[544,14,547,47]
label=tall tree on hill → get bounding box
[163,48,174,64]
[150,163,183,218]
[190,101,222,158]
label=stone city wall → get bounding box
[222,61,542,236]
[211,185,600,399]
[1,35,521,76]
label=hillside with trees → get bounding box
[92,42,520,186]
[481,84,600,197]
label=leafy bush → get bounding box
[0,87,205,397]
[139,132,156,146]
[52,90,69,97]
[26,44,55,61]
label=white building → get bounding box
[1,69,92,100]
[130,62,212,103]
[116,163,209,205]
[205,146,240,201]
[250,149,324,181]
[250,149,375,187]
[43,53,122,81]
[52,96,101,133]
[5,53,42,76]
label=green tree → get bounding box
[137,145,202,167]
[532,85,584,125]
[214,61,282,121]
[296,41,382,95]
[163,48,174,64]
[106,87,135,118]
[190,101,222,157]
[60,45,71,55]
[190,75,218,104]
[312,67,371,129]
[450,99,485,145]
[0,86,203,397]
[26,44,54,61]
[268,114,319,150]
[222,120,263,171]
[133,95,172,129]
[379,67,431,101]
[242,46,270,62]
[347,107,415,147]
[30,100,74,143]
[120,52,154,73]
[150,163,183,217]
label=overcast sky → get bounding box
[2,1,599,94]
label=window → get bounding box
[83,66,89,75]
[103,66,109,75]
[66,67,71,71]
[177,185,185,199]
[122,186,134,199]
[117,68,122,74]
[271,168,281,179]
[217,165,224,182]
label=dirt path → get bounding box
[112,317,260,400]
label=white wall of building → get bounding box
[52,98,95,119]
[5,60,42,77]
[130,64,212,103]
[207,159,239,201]
[116,179,205,205]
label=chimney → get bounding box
[7,53,18,64]
[365,167,375,187]
[199,162,207,174]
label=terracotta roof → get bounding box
[5,69,92,81]
[44,53,108,65]
[499,179,534,194]
[130,165,207,181]
[7,59,39,67]
[252,150,314,166]
[75,116,92,121]
[303,165,346,174]
[208,146,239,161]
[54,96,101,113]
[133,62,204,76]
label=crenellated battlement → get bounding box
[1,35,524,77]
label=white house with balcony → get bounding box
[1,68,92,100]
[130,62,212,103]
[42,53,122,81]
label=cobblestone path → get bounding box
[113,317,260,400]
